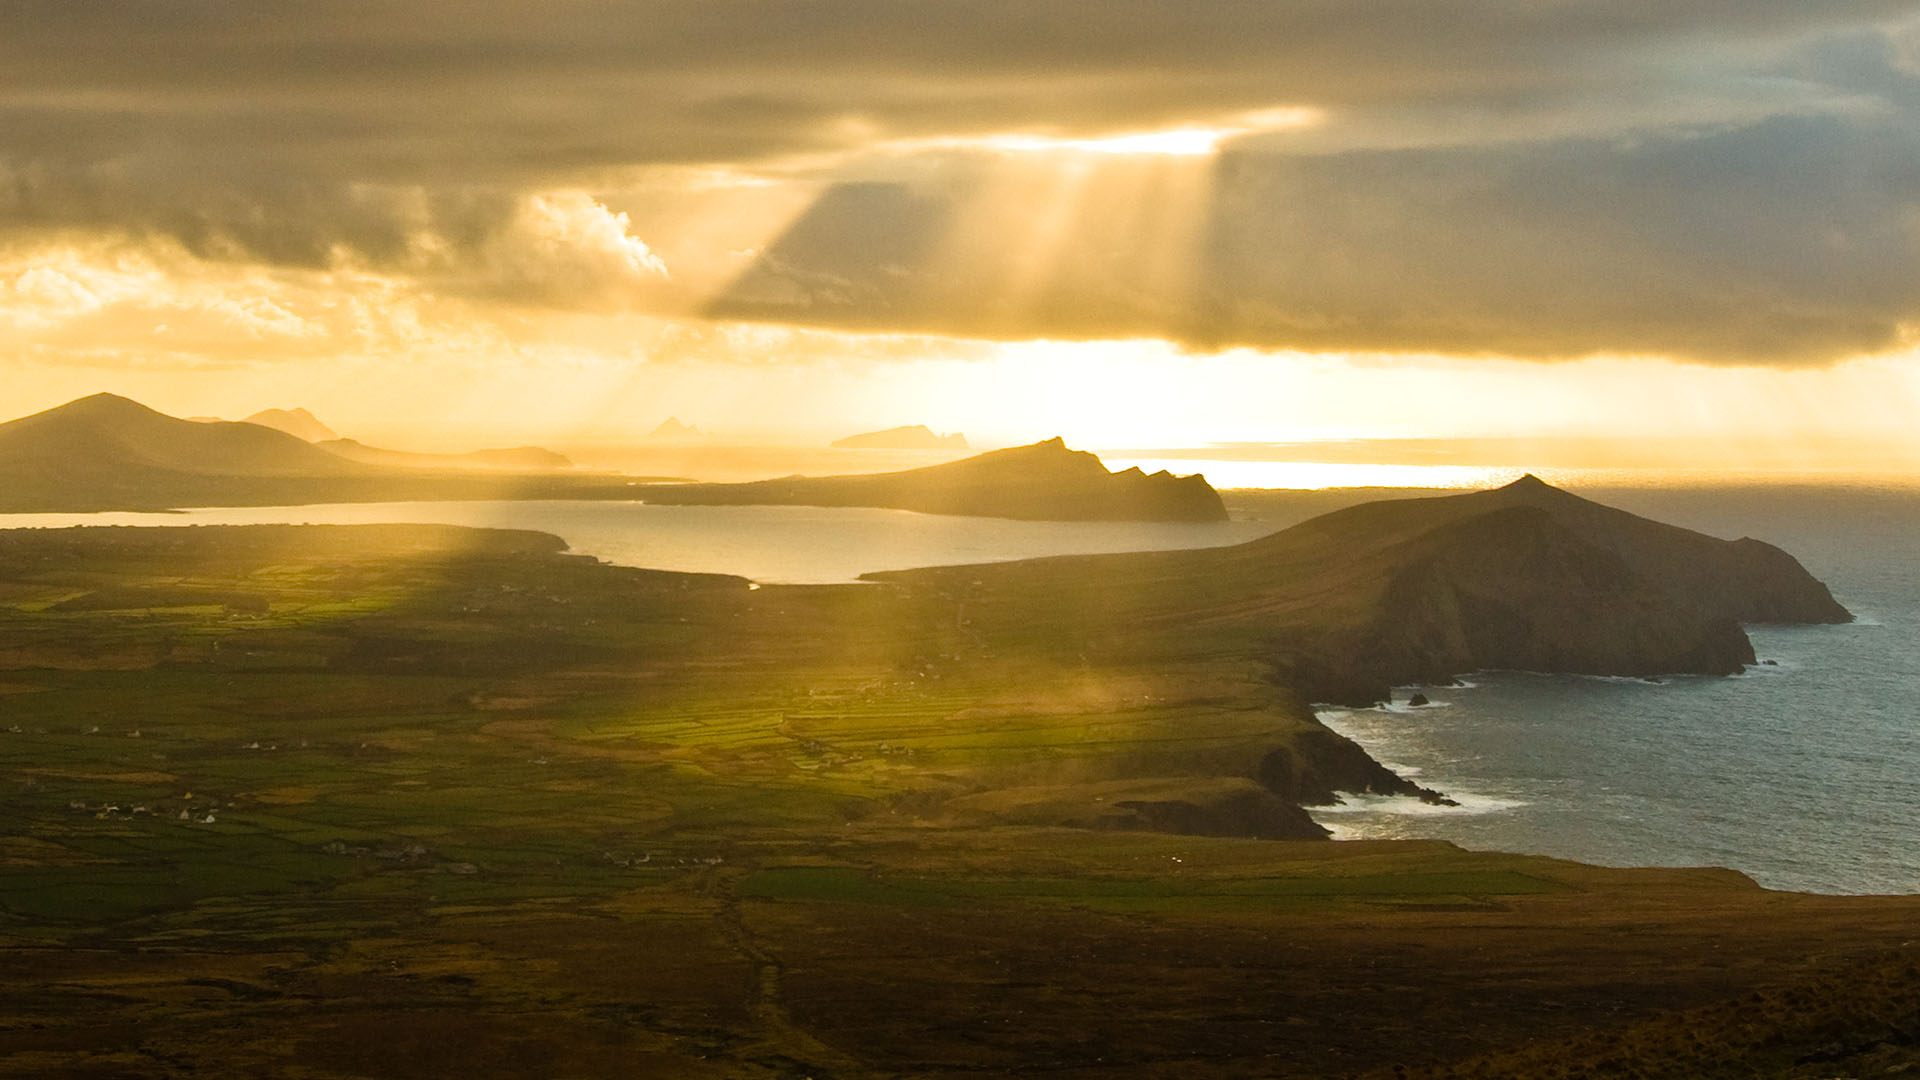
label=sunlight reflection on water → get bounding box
[1104,458,1920,491]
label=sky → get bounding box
[3,2,1920,459]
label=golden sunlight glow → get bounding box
[6,231,1920,483]
[919,151,1216,332]
[920,106,1322,159]
[982,128,1228,156]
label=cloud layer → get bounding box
[3,1,1919,362]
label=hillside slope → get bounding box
[0,394,626,511]
[0,394,384,510]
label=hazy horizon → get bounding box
[4,4,1920,472]
[10,391,1920,493]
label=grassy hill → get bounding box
[873,476,1847,703]
[0,393,372,478]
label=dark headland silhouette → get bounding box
[640,436,1227,522]
[831,424,970,450]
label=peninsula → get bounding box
[831,424,971,450]
[638,436,1228,522]
[0,480,1897,1079]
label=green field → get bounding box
[0,524,1912,1079]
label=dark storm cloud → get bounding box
[7,0,1914,174]
[1196,113,1920,361]
[3,1,1919,359]
[715,111,1920,362]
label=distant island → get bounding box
[832,424,970,450]
[646,416,704,441]
[638,436,1228,522]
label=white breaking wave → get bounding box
[1313,790,1525,817]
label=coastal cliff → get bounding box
[1275,504,1760,704]
[1311,474,1852,626]
[870,475,1850,821]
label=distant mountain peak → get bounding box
[47,392,162,419]
[648,417,704,441]
[243,408,339,443]
[0,392,375,504]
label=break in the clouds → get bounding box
[3,1,1919,362]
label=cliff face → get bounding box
[1280,506,1758,704]
[1214,476,1844,701]
[643,437,1229,522]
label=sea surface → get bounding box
[1,482,1913,894]
[1318,484,1920,895]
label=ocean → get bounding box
[1318,484,1920,895]
[1,481,1912,894]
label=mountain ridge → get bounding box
[242,407,339,443]
[832,424,970,450]
[0,394,600,511]
[0,394,375,479]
